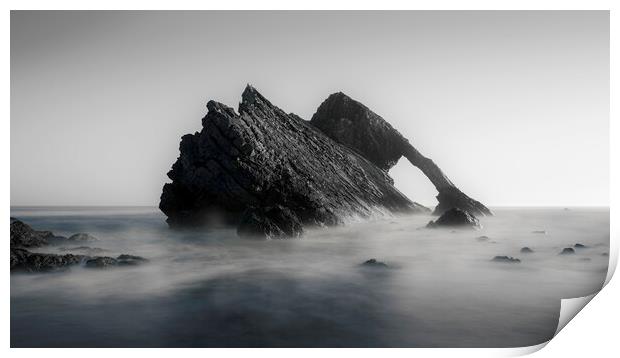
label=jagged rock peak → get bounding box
[240,84,274,112]
[160,86,428,233]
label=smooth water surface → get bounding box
[10,207,610,347]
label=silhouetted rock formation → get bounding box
[520,247,534,253]
[427,207,481,229]
[160,85,429,235]
[310,92,491,217]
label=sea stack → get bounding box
[160,86,490,236]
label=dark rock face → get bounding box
[10,219,58,248]
[237,205,303,239]
[492,256,521,263]
[361,258,388,268]
[10,219,148,273]
[10,248,86,272]
[160,86,429,233]
[560,248,575,255]
[85,255,149,268]
[574,243,587,248]
[520,247,534,253]
[310,92,491,217]
[427,208,481,229]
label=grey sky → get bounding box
[11,11,609,207]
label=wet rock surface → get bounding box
[160,86,490,235]
[427,208,481,229]
[361,258,388,268]
[10,248,86,272]
[560,248,575,255]
[10,219,61,248]
[492,256,521,263]
[10,219,147,273]
[520,247,534,253]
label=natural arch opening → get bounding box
[389,157,438,209]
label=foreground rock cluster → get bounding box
[10,218,147,273]
[160,86,491,237]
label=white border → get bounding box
[3,2,616,357]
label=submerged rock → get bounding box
[85,256,118,268]
[67,233,98,242]
[427,208,481,229]
[532,230,547,235]
[85,254,149,268]
[476,235,490,241]
[560,248,575,255]
[361,258,388,268]
[520,247,534,253]
[160,86,489,235]
[10,248,86,272]
[492,256,521,263]
[574,243,587,248]
[116,254,149,266]
[237,205,303,239]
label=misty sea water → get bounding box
[10,207,610,347]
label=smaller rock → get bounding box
[574,243,587,248]
[117,254,149,266]
[59,246,107,255]
[427,208,481,229]
[492,256,521,263]
[361,258,388,268]
[520,247,534,253]
[532,230,547,234]
[601,252,609,257]
[560,248,575,255]
[85,257,118,268]
[476,235,490,241]
[68,233,98,242]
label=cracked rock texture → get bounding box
[310,92,491,217]
[160,86,489,235]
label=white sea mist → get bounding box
[10,207,609,347]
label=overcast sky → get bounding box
[11,11,609,207]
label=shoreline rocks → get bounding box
[10,219,147,273]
